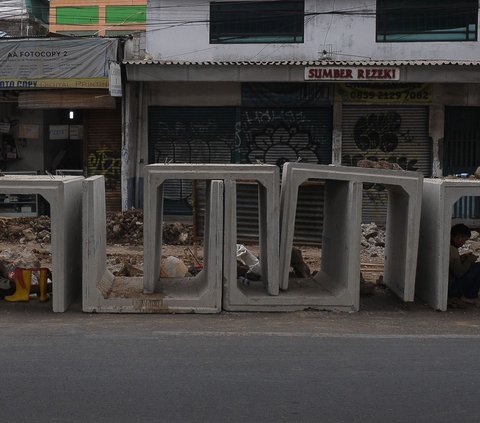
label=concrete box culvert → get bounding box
[145,164,280,313]
[83,175,224,313]
[0,175,83,312]
[278,163,422,312]
[416,178,480,311]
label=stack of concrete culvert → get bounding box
[5,163,480,313]
[80,163,427,314]
[7,165,479,314]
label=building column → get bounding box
[429,103,444,177]
[98,5,106,36]
[331,94,342,165]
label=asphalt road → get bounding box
[1,298,480,423]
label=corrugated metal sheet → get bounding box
[195,180,324,245]
[445,107,480,219]
[85,108,122,211]
[125,59,480,67]
[195,181,261,242]
[342,105,430,224]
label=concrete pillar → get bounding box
[332,96,342,165]
[429,104,445,178]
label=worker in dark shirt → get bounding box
[449,223,480,305]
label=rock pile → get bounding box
[106,209,143,244]
[106,209,193,245]
[0,215,51,244]
[361,222,386,260]
[0,209,194,246]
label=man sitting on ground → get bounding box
[449,223,480,305]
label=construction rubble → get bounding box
[0,212,396,284]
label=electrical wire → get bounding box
[0,0,477,43]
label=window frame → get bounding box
[56,6,99,25]
[105,5,147,24]
[209,0,305,44]
[376,0,478,43]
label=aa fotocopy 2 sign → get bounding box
[0,38,118,89]
[305,66,400,81]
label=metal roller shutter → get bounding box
[240,107,332,165]
[342,105,430,224]
[85,108,122,211]
[148,107,236,215]
[445,107,480,219]
[149,106,332,245]
[195,181,325,245]
[239,107,332,245]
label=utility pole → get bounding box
[20,0,24,36]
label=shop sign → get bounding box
[69,125,84,140]
[49,125,69,140]
[19,124,39,139]
[109,63,122,97]
[305,67,400,81]
[0,78,108,89]
[0,38,117,90]
[335,83,432,104]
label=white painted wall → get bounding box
[147,0,480,61]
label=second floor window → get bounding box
[376,0,478,42]
[56,6,99,25]
[210,1,304,44]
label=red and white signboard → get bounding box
[305,67,400,81]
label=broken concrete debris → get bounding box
[0,247,41,279]
[357,159,403,171]
[236,244,262,280]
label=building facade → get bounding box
[123,0,480,231]
[49,0,146,36]
[0,0,49,37]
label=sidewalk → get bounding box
[1,287,480,337]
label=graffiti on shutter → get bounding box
[342,106,430,224]
[240,108,332,166]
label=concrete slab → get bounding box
[416,178,480,311]
[83,176,224,313]
[0,175,83,312]
[278,163,423,310]
[144,164,280,297]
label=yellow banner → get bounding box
[336,83,432,104]
[0,77,108,89]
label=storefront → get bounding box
[0,37,122,211]
[145,82,332,242]
[124,59,480,230]
[444,106,480,220]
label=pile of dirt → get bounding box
[0,209,194,246]
[0,215,51,244]
[106,209,194,245]
[106,209,143,244]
